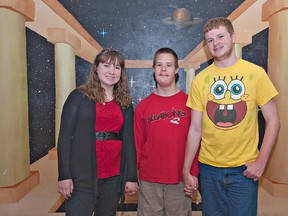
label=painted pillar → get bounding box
[262,0,288,184]
[185,63,200,94]
[47,28,81,145]
[234,44,243,58]
[0,0,35,186]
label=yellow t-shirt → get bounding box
[187,59,278,167]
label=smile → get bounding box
[206,101,247,128]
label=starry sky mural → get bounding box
[26,0,269,163]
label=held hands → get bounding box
[183,173,198,197]
[125,182,139,196]
[58,179,74,200]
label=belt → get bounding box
[95,132,121,141]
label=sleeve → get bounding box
[133,104,146,169]
[190,146,200,177]
[186,76,204,112]
[57,90,81,181]
[256,69,278,108]
[123,104,138,182]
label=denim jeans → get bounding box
[200,163,258,216]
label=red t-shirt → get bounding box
[96,100,124,179]
[134,91,199,184]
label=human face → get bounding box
[154,53,179,87]
[97,58,122,89]
[205,26,235,62]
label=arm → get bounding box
[244,99,280,181]
[122,105,139,196]
[182,109,202,196]
[57,90,81,199]
[123,104,138,182]
[133,106,145,170]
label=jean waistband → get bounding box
[95,132,121,141]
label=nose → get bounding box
[108,65,116,74]
[213,38,219,46]
[161,65,167,71]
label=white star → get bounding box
[128,76,137,88]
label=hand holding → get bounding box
[183,173,198,196]
[125,182,139,196]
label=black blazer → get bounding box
[57,89,137,202]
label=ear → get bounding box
[175,68,179,74]
[231,32,236,44]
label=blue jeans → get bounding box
[200,163,258,216]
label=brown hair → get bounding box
[78,49,131,108]
[152,47,179,83]
[203,17,234,36]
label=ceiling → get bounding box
[26,0,269,68]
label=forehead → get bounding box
[104,57,120,65]
[205,26,228,37]
[156,53,175,62]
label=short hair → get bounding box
[152,47,179,83]
[203,17,234,36]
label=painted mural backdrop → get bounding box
[26,0,268,163]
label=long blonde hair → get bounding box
[78,49,132,108]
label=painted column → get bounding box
[184,63,200,94]
[262,0,288,185]
[234,44,243,58]
[47,28,81,146]
[234,30,253,58]
[0,0,34,186]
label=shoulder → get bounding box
[178,90,188,97]
[64,89,91,106]
[194,64,213,81]
[174,90,188,100]
[240,59,264,71]
[136,93,154,107]
[68,89,84,99]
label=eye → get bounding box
[206,39,213,44]
[210,80,227,100]
[228,80,245,100]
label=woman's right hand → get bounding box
[58,179,74,200]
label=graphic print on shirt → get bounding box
[146,108,186,125]
[206,75,249,129]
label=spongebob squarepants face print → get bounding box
[206,75,249,129]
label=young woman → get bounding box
[57,49,138,216]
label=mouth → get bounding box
[213,46,223,53]
[106,75,115,79]
[206,101,247,128]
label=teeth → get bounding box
[219,104,234,110]
[227,104,233,110]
